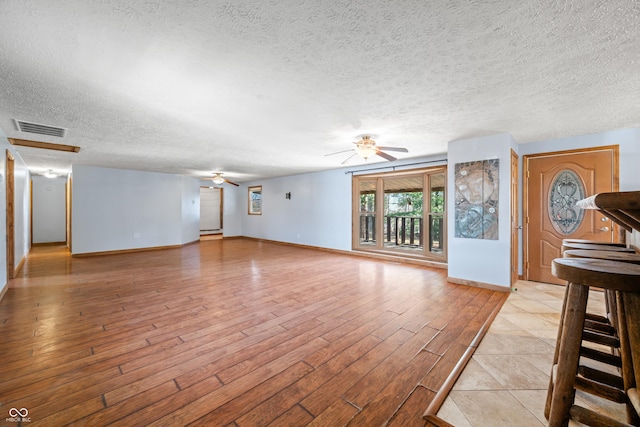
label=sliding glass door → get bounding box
[353,167,447,262]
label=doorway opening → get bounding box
[200,186,223,238]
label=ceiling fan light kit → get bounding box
[326,135,408,164]
[43,169,57,178]
[354,136,377,159]
[208,173,239,186]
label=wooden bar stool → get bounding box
[546,258,640,427]
[561,242,636,255]
[564,250,640,333]
[544,251,631,422]
[564,250,640,265]
[561,242,635,255]
[562,238,627,248]
[620,290,640,423]
[561,251,640,407]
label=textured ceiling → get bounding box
[1,1,639,182]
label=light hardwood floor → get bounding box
[0,239,507,426]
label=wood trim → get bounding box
[33,242,67,246]
[14,254,26,277]
[423,291,508,425]
[240,236,448,270]
[446,276,512,292]
[0,282,7,303]
[30,178,33,246]
[8,137,80,152]
[6,149,15,280]
[522,145,620,281]
[71,239,200,258]
[220,187,224,230]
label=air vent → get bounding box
[14,119,67,138]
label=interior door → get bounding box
[524,146,618,284]
[200,187,222,234]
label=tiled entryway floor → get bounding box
[436,280,628,427]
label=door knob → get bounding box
[599,226,609,232]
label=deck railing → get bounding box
[359,214,444,250]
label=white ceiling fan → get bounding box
[206,173,239,186]
[326,135,408,164]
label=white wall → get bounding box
[239,156,448,251]
[72,165,200,254]
[447,133,515,288]
[32,175,66,243]
[222,185,242,237]
[241,168,353,250]
[14,155,30,269]
[181,175,201,244]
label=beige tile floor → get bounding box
[436,280,628,427]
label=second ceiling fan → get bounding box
[326,135,408,164]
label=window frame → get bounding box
[352,166,447,262]
[248,185,262,215]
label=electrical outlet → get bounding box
[133,233,140,239]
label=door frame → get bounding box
[510,149,519,286]
[199,186,224,235]
[5,150,15,280]
[522,145,619,281]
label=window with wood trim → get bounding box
[352,167,447,262]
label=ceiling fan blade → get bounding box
[224,179,239,186]
[341,152,358,164]
[376,150,397,161]
[326,148,355,156]
[377,146,408,152]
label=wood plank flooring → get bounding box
[0,239,507,426]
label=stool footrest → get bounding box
[583,330,621,348]
[578,365,624,390]
[585,312,610,324]
[569,404,633,427]
[580,346,622,368]
[575,374,626,403]
[584,318,616,335]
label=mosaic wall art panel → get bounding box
[454,159,500,240]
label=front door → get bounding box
[524,146,618,284]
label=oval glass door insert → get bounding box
[548,169,586,235]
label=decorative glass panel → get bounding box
[548,169,586,235]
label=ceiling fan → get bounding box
[326,135,408,164]
[206,173,239,186]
